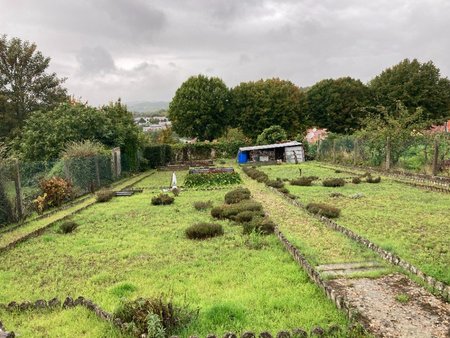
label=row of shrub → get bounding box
[141,142,247,169]
[184,171,242,188]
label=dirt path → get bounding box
[241,172,450,338]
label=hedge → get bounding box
[142,145,173,168]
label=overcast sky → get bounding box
[1,0,449,106]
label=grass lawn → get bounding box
[259,162,450,284]
[0,170,349,337]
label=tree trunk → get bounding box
[332,140,337,163]
[13,160,24,220]
[353,139,358,165]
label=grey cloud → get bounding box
[1,0,449,105]
[76,46,116,75]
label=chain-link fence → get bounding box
[0,150,124,228]
[317,133,450,175]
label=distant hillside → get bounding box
[125,101,169,114]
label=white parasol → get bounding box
[171,172,177,189]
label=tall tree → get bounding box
[369,59,450,122]
[0,35,68,139]
[14,100,142,164]
[305,77,372,133]
[230,78,306,140]
[168,75,230,141]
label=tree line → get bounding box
[169,60,450,141]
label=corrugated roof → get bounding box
[239,141,302,152]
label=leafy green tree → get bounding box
[369,59,450,122]
[305,77,372,133]
[169,75,230,141]
[14,100,142,166]
[0,35,68,139]
[230,78,306,140]
[256,125,287,145]
[357,101,426,165]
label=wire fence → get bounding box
[316,133,450,175]
[0,151,125,227]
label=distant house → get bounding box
[237,141,304,164]
[305,127,328,144]
[429,120,450,134]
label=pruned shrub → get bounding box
[114,296,198,337]
[193,201,213,211]
[277,187,290,194]
[322,178,345,187]
[290,177,314,186]
[59,221,79,234]
[255,173,269,183]
[39,177,73,207]
[243,217,276,235]
[234,210,264,223]
[242,166,269,183]
[224,187,251,204]
[266,179,284,189]
[185,222,224,240]
[221,200,263,219]
[352,177,361,184]
[151,193,174,206]
[366,176,381,183]
[171,187,180,196]
[96,189,115,203]
[211,206,225,219]
[306,203,341,218]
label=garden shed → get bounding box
[237,141,304,164]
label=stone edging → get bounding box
[317,163,450,193]
[267,186,450,302]
[0,297,349,338]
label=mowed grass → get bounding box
[0,170,348,337]
[259,162,450,284]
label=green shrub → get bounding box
[59,221,79,234]
[185,222,224,240]
[142,145,173,169]
[0,182,14,226]
[193,201,213,211]
[114,296,198,337]
[184,172,241,187]
[290,177,314,186]
[266,179,284,188]
[151,193,174,206]
[243,217,276,235]
[322,178,345,187]
[96,189,115,203]
[224,187,251,204]
[366,176,381,183]
[306,203,341,218]
[211,206,225,219]
[352,177,361,184]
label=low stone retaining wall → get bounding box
[268,186,450,302]
[318,163,450,193]
[1,297,346,338]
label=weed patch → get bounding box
[96,189,115,203]
[193,201,213,211]
[224,187,251,204]
[290,177,314,186]
[322,178,346,187]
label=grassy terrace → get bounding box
[0,170,349,337]
[258,162,450,284]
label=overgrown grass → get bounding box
[0,169,349,336]
[260,162,450,284]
